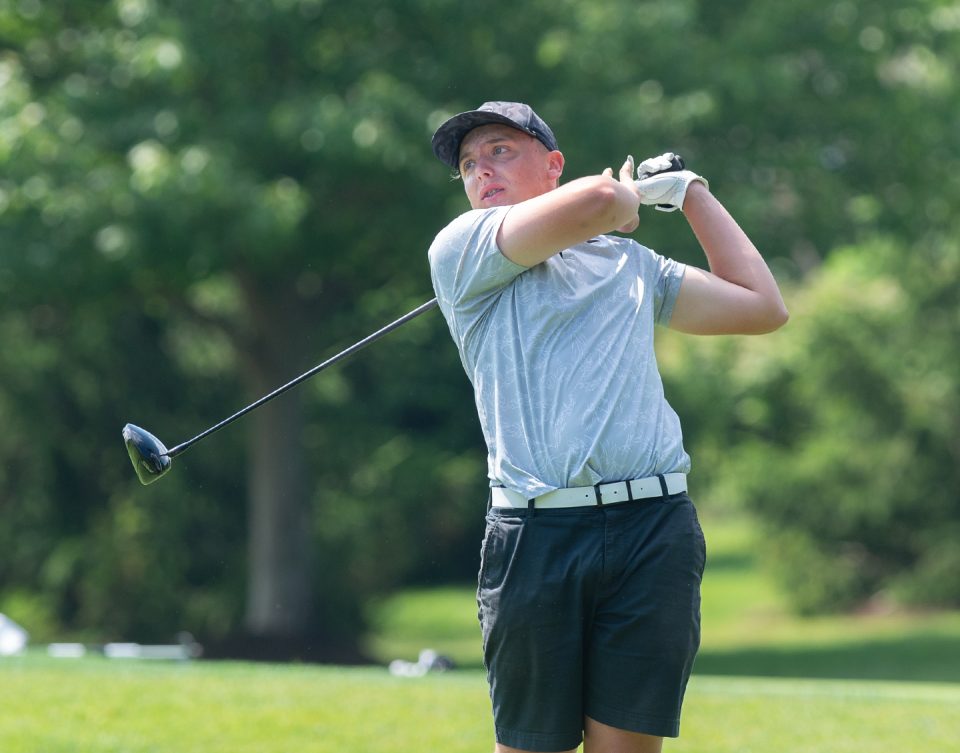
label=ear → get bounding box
[547,150,564,181]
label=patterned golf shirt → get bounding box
[429,206,691,500]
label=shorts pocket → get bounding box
[691,505,707,579]
[478,516,500,590]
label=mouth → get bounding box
[482,187,504,200]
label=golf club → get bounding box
[123,297,439,485]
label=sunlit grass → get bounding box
[5,515,960,752]
[364,516,960,683]
[363,586,482,667]
[698,517,960,651]
[0,656,490,753]
[1,656,959,752]
[675,676,960,752]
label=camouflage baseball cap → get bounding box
[431,101,559,169]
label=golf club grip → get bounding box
[165,297,439,458]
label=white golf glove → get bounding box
[634,152,708,212]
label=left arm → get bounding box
[668,182,789,335]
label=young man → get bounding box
[428,102,788,753]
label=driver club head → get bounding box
[122,424,172,485]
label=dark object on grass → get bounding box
[123,298,439,485]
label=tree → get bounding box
[3,0,959,642]
[659,235,960,612]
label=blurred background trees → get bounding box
[0,0,958,648]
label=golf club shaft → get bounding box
[165,298,439,459]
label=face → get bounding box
[458,124,564,210]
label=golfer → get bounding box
[428,102,788,753]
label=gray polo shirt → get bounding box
[428,206,691,499]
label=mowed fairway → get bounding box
[0,657,489,753]
[1,656,960,752]
[5,516,960,752]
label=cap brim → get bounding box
[431,110,539,169]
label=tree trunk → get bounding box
[244,388,312,635]
[240,278,315,637]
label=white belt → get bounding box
[491,473,687,510]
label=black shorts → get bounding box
[477,492,705,752]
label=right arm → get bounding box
[497,162,640,268]
[667,182,789,335]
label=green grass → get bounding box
[0,655,490,752]
[5,514,960,752]
[2,655,959,752]
[695,517,960,682]
[365,516,960,683]
[675,676,960,752]
[363,586,483,668]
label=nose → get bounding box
[474,155,495,177]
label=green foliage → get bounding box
[0,589,58,642]
[3,0,960,641]
[660,235,960,612]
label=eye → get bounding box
[493,146,507,155]
[462,159,476,171]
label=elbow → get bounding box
[588,178,622,211]
[778,303,790,328]
[754,301,789,334]
[588,178,635,229]
[772,300,790,330]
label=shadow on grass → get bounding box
[694,634,960,683]
[202,633,373,665]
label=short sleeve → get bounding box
[648,249,686,327]
[428,207,527,341]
